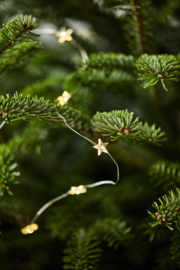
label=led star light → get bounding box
[20,114,119,234]
[21,223,38,235]
[55,28,73,43]
[57,91,71,106]
[93,138,108,156]
[69,185,87,195]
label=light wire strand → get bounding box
[28,111,120,224]
[30,192,70,224]
[70,39,88,63]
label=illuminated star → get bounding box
[21,223,38,235]
[55,28,73,43]
[69,185,87,195]
[93,138,108,156]
[57,91,71,106]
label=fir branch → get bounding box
[132,122,167,146]
[148,189,180,230]
[82,53,135,72]
[0,41,38,74]
[149,161,180,189]
[0,145,20,196]
[7,121,48,153]
[22,71,66,96]
[136,54,180,91]
[94,219,132,250]
[63,229,101,270]
[64,69,135,97]
[122,0,154,55]
[92,111,166,145]
[131,0,146,54]
[0,15,40,74]
[92,110,142,141]
[0,93,90,131]
[0,15,39,54]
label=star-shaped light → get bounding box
[93,138,108,156]
[57,91,71,106]
[69,185,87,195]
[55,28,73,43]
[21,223,38,235]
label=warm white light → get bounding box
[57,91,71,106]
[93,139,108,156]
[60,31,67,37]
[21,223,39,235]
[55,28,73,43]
[69,185,87,195]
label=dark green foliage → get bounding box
[149,161,180,189]
[92,111,166,145]
[94,219,131,249]
[122,0,154,55]
[148,189,180,230]
[0,1,180,270]
[63,229,101,270]
[64,69,135,98]
[136,54,180,91]
[133,122,167,146]
[82,53,135,72]
[62,219,132,269]
[0,41,39,74]
[0,145,20,196]
[0,93,90,130]
[22,71,66,96]
[8,121,48,153]
[0,15,40,74]
[92,110,142,140]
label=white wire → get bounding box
[28,111,119,225]
[70,39,88,63]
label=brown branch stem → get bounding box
[131,0,146,54]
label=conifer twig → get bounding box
[131,0,146,54]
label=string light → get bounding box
[55,28,73,43]
[57,91,71,106]
[55,26,88,63]
[93,138,108,156]
[21,223,38,235]
[69,185,87,195]
[13,110,119,234]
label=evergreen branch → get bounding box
[94,219,132,250]
[132,122,167,146]
[149,161,180,189]
[136,54,180,91]
[22,71,66,96]
[64,69,135,97]
[63,229,101,270]
[148,189,180,230]
[92,110,142,141]
[8,122,48,153]
[131,0,147,54]
[0,145,20,196]
[0,41,38,74]
[0,93,90,131]
[122,0,154,55]
[82,53,135,72]
[0,15,39,54]
[92,112,166,145]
